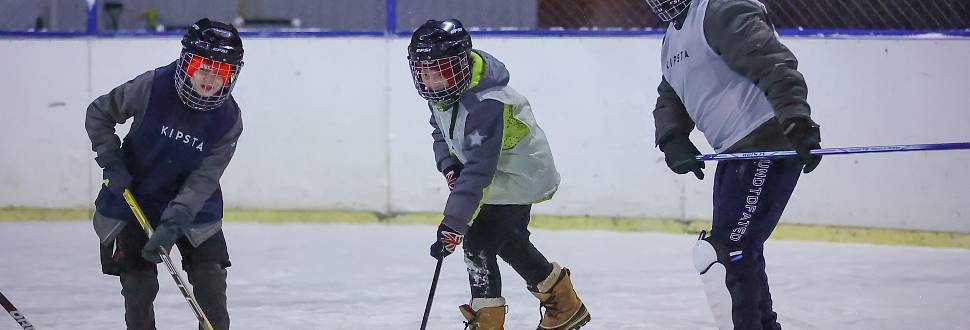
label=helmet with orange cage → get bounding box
[175,18,244,111]
[407,19,473,107]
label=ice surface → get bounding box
[1,221,968,329]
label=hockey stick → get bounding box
[696,142,970,161]
[419,257,444,330]
[122,189,215,330]
[0,291,34,330]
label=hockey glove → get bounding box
[141,204,192,263]
[443,165,462,191]
[96,149,132,198]
[660,135,705,180]
[782,117,822,174]
[429,223,464,260]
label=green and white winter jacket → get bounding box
[429,50,559,233]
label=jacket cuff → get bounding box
[95,148,126,170]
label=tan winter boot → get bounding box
[459,297,507,330]
[530,263,591,330]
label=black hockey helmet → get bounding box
[645,0,692,22]
[175,18,244,111]
[407,19,473,107]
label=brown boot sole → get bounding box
[537,303,591,330]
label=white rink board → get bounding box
[0,36,968,232]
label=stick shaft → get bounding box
[419,258,444,330]
[0,291,35,330]
[123,189,215,330]
[697,142,970,161]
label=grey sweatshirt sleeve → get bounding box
[429,112,460,173]
[169,110,243,218]
[85,70,154,158]
[704,0,811,125]
[652,77,696,147]
[441,100,504,234]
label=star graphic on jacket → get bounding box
[468,130,485,147]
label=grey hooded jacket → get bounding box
[85,69,242,246]
[653,0,812,153]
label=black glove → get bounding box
[429,223,464,260]
[660,135,705,180]
[141,205,192,263]
[96,149,132,198]
[443,165,462,191]
[782,117,822,174]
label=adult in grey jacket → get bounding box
[408,19,590,330]
[85,19,243,330]
[646,0,822,329]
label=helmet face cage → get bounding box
[409,50,471,107]
[645,0,692,21]
[175,51,242,111]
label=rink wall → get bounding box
[1,36,968,233]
